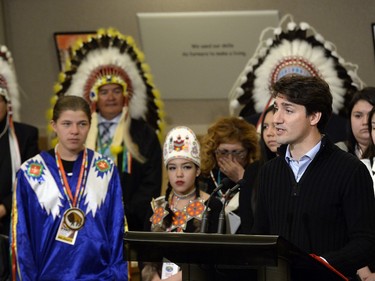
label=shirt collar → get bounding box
[98,113,121,124]
[285,140,322,162]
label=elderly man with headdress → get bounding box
[0,45,39,236]
[51,28,165,231]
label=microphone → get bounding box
[217,179,244,234]
[226,179,243,196]
[200,178,232,233]
[211,177,232,196]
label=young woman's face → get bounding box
[262,110,279,153]
[52,110,90,157]
[351,99,373,147]
[167,158,200,195]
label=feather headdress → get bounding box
[48,27,165,162]
[229,14,364,118]
[0,45,20,121]
[0,45,21,182]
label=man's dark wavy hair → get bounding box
[271,75,333,133]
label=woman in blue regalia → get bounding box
[11,95,128,280]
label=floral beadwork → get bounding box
[151,206,169,226]
[171,210,187,230]
[150,199,169,229]
[186,200,205,219]
[170,198,206,231]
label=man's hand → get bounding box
[218,158,245,183]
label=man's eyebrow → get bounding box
[275,101,294,107]
[280,101,295,107]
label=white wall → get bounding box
[3,0,375,140]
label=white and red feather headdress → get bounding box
[48,28,165,162]
[0,45,20,121]
[0,45,21,181]
[229,14,364,119]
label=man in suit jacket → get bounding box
[0,45,39,236]
[252,75,375,279]
[0,44,39,281]
[94,83,162,231]
[0,87,39,236]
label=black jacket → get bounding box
[0,120,39,235]
[117,118,162,231]
[253,136,375,278]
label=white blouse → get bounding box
[361,158,375,196]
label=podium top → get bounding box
[125,231,281,245]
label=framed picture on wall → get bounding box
[54,31,95,71]
[372,24,375,60]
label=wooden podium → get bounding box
[124,231,348,281]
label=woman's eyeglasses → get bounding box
[215,149,247,159]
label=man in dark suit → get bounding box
[0,45,39,281]
[252,75,375,279]
[94,83,162,231]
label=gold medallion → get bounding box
[63,208,85,230]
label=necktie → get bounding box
[100,122,114,147]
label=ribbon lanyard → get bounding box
[55,145,88,208]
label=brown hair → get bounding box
[52,95,91,123]
[363,106,375,159]
[200,116,260,176]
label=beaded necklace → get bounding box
[168,189,206,232]
[172,188,196,210]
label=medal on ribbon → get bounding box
[63,208,85,231]
[55,146,88,244]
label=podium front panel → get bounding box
[124,231,348,281]
[124,231,285,266]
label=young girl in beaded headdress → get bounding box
[142,126,222,281]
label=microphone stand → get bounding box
[217,204,227,234]
[200,178,231,233]
[217,180,243,234]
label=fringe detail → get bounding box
[86,111,98,150]
[112,107,146,163]
[8,114,21,184]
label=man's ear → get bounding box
[309,112,322,126]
